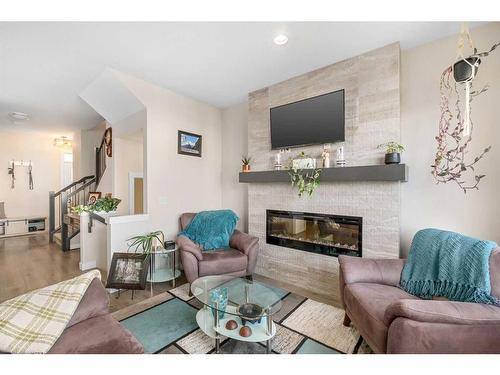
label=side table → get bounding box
[147,247,180,294]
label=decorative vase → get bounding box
[242,165,250,172]
[385,152,401,164]
[209,287,228,320]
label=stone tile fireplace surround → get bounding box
[247,43,401,302]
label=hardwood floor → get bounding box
[0,233,187,312]
[0,233,338,313]
[0,233,82,303]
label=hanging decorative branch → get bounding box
[431,29,499,193]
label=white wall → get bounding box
[0,130,62,218]
[115,71,223,240]
[400,22,500,255]
[221,102,248,231]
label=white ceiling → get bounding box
[0,22,486,135]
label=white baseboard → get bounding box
[79,260,97,271]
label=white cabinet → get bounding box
[5,219,28,236]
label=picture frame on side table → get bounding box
[106,252,151,290]
[178,130,202,157]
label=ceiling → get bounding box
[0,22,485,135]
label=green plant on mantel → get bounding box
[127,230,165,255]
[241,156,252,166]
[378,141,405,154]
[287,151,322,198]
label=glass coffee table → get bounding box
[191,275,283,354]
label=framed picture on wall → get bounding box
[178,130,202,157]
[105,252,151,290]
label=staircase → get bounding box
[49,131,108,251]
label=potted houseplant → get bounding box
[92,196,121,215]
[287,152,321,197]
[378,142,405,164]
[241,156,252,172]
[71,196,121,215]
[127,230,165,254]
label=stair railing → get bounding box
[49,175,95,251]
[95,138,107,186]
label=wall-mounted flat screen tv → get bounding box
[270,89,345,149]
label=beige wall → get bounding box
[400,22,500,255]
[113,136,144,215]
[221,102,248,231]
[73,122,106,180]
[0,130,62,218]
[115,72,223,240]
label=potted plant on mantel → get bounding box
[378,142,405,165]
[241,156,252,172]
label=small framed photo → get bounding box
[88,192,101,205]
[106,252,151,290]
[178,130,202,157]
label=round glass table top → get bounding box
[190,275,283,318]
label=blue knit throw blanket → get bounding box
[400,228,499,305]
[178,210,239,251]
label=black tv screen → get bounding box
[270,90,345,149]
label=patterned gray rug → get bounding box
[117,282,372,354]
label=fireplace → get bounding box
[266,210,362,257]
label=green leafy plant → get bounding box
[378,142,405,154]
[70,196,121,215]
[241,156,252,165]
[92,196,121,213]
[287,152,321,197]
[71,205,91,214]
[127,230,165,254]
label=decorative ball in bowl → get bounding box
[239,326,252,337]
[237,303,263,324]
[225,320,238,330]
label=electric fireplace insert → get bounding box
[266,210,362,257]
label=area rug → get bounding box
[118,282,371,354]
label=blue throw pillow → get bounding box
[178,210,239,251]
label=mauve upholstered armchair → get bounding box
[339,250,500,354]
[176,213,259,286]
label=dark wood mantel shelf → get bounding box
[239,164,408,183]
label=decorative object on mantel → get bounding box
[431,23,499,193]
[378,142,404,165]
[287,151,322,197]
[274,150,283,170]
[321,144,331,168]
[335,145,346,167]
[241,156,252,172]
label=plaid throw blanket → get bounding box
[0,270,101,354]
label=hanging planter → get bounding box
[431,24,499,193]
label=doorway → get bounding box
[129,172,144,214]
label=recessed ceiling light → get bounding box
[273,34,288,46]
[8,112,30,124]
